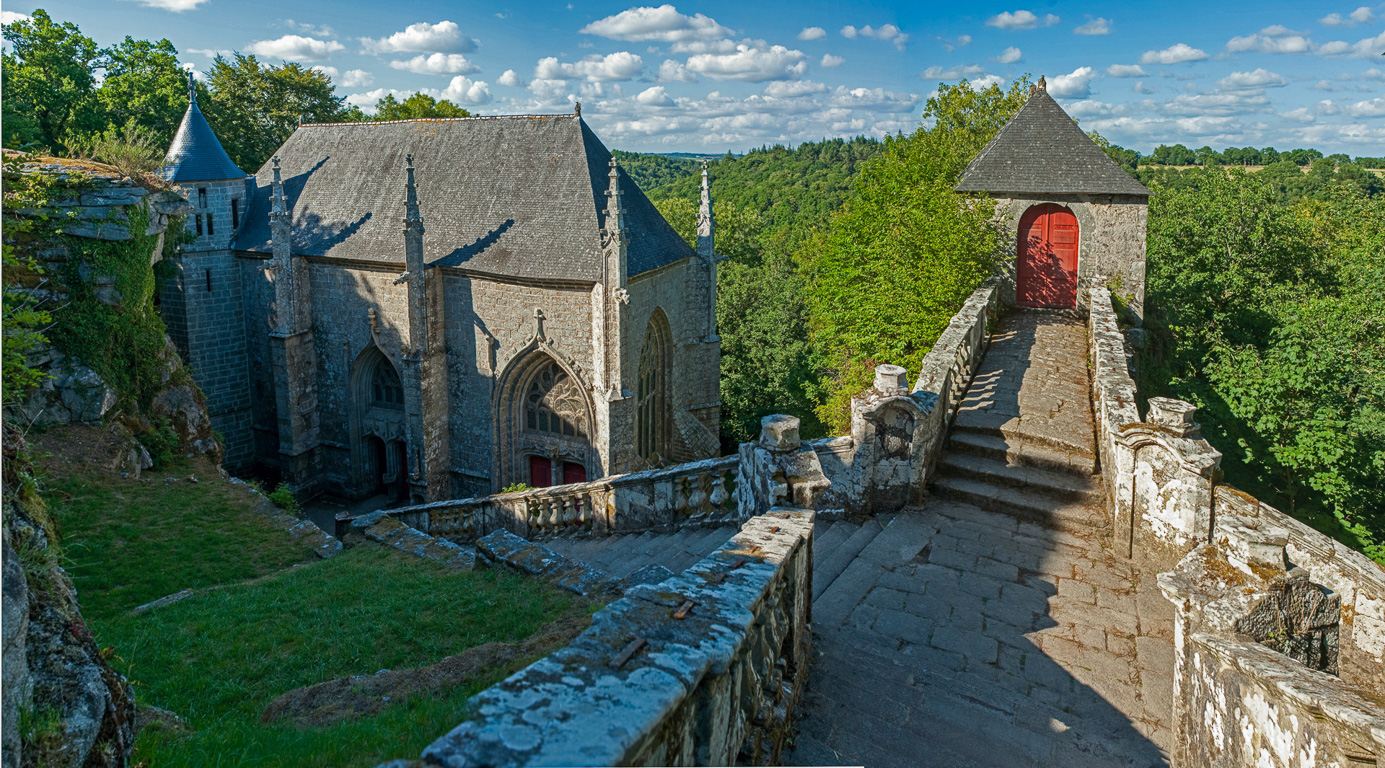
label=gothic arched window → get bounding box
[371,360,404,409]
[524,361,587,438]
[636,313,671,462]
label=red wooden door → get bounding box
[529,456,553,487]
[562,462,587,485]
[1017,204,1079,309]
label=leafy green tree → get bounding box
[1,9,104,152]
[611,150,700,191]
[371,92,472,121]
[1141,170,1385,561]
[800,77,1029,431]
[98,36,188,150]
[201,53,350,172]
[1144,144,1197,166]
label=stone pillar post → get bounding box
[735,415,829,517]
[265,157,321,494]
[696,161,718,343]
[399,155,451,502]
[595,159,631,475]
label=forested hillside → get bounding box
[610,150,700,191]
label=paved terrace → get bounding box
[786,311,1176,768]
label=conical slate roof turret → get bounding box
[160,71,247,182]
[956,78,1149,197]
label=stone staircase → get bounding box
[543,525,739,581]
[932,428,1108,536]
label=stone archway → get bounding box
[349,344,409,499]
[493,351,598,490]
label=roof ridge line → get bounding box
[302,114,579,128]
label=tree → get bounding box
[201,53,350,172]
[371,92,471,120]
[800,77,1028,431]
[97,36,189,150]
[1,9,104,152]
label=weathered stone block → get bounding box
[760,414,800,452]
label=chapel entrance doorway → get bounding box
[1017,203,1079,309]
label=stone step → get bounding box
[946,429,1096,476]
[812,520,855,566]
[935,452,1103,505]
[930,475,1107,534]
[813,520,881,601]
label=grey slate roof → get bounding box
[956,88,1149,197]
[160,98,247,182]
[235,115,694,281]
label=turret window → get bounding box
[198,188,207,208]
[230,198,239,228]
[206,213,214,236]
[195,214,203,236]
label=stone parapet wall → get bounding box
[380,508,814,768]
[372,454,740,542]
[1087,287,1385,765]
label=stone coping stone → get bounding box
[352,511,475,571]
[475,529,616,596]
[411,509,814,768]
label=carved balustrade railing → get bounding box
[381,455,740,543]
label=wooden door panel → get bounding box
[1017,205,1078,309]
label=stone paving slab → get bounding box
[788,499,1175,768]
[955,311,1098,464]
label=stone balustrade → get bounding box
[378,508,815,768]
[377,455,740,543]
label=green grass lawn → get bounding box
[103,547,578,767]
[47,456,316,621]
[44,447,587,767]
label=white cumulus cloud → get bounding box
[763,80,828,98]
[995,46,1022,63]
[1226,34,1312,54]
[498,69,522,86]
[1048,66,1096,97]
[247,35,344,61]
[311,65,339,79]
[361,21,476,54]
[1217,68,1287,89]
[657,59,696,82]
[580,5,730,42]
[799,26,826,41]
[1,10,32,23]
[939,34,971,52]
[535,52,644,82]
[389,53,479,75]
[1318,30,1385,58]
[1140,43,1208,64]
[635,85,675,106]
[342,69,373,87]
[439,76,492,104]
[1106,64,1147,77]
[840,23,910,49]
[1321,6,1375,26]
[1074,17,1111,35]
[821,53,844,67]
[986,10,1060,30]
[685,43,807,82]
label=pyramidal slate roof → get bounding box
[160,96,247,183]
[235,115,694,282]
[956,85,1149,197]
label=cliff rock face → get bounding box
[1,427,136,768]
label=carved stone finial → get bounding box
[574,101,582,117]
[187,69,197,103]
[533,307,547,341]
[1037,75,1047,92]
[404,154,421,224]
[270,157,287,217]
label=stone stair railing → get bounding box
[377,455,740,543]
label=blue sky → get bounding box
[4,0,1384,155]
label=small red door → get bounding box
[529,456,553,488]
[562,462,587,484]
[1017,204,1079,309]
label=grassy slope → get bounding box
[42,429,585,767]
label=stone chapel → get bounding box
[158,86,721,504]
[956,77,1150,320]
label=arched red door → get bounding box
[1017,204,1079,309]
